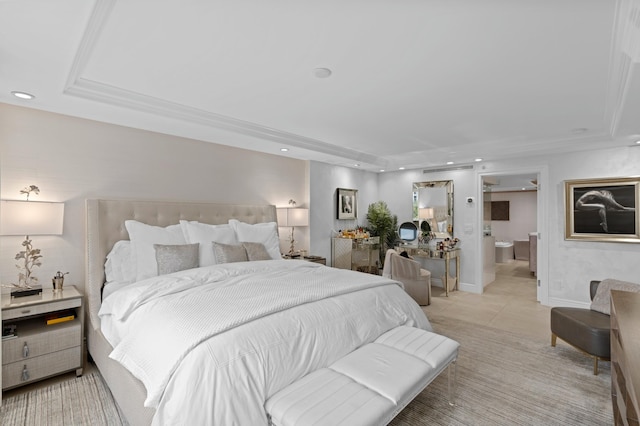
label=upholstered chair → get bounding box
[382,249,431,306]
[551,278,640,375]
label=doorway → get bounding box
[481,173,540,301]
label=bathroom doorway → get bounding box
[482,173,539,300]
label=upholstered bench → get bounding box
[265,326,460,426]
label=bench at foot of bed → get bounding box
[265,326,460,426]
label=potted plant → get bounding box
[366,201,398,267]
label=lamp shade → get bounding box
[419,208,435,220]
[0,200,64,236]
[277,207,309,227]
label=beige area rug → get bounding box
[390,314,613,426]
[0,317,612,426]
[0,372,126,426]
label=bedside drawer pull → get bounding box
[21,309,31,314]
[23,342,30,358]
[22,365,29,382]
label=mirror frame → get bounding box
[412,180,454,237]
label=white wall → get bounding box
[4,103,639,309]
[0,104,309,293]
[378,168,478,293]
[490,191,537,242]
[309,162,378,265]
[478,146,640,307]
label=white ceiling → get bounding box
[2,0,640,172]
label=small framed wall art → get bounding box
[564,176,640,243]
[337,188,357,220]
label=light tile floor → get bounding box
[424,259,554,342]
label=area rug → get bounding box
[0,317,612,426]
[390,314,613,425]
[0,372,126,426]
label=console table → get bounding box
[331,237,380,274]
[396,245,460,296]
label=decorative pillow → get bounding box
[154,243,199,275]
[212,242,248,264]
[228,219,281,260]
[104,240,136,284]
[125,220,187,281]
[590,278,640,315]
[180,220,239,266]
[243,242,272,261]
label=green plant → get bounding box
[366,201,398,267]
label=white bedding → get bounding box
[99,259,431,425]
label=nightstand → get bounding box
[303,256,326,265]
[283,255,327,265]
[2,285,84,390]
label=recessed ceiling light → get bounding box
[446,161,454,165]
[635,140,640,145]
[474,158,483,162]
[11,91,35,100]
[379,169,385,172]
[313,68,332,78]
[399,167,405,170]
[354,163,360,167]
[280,148,289,152]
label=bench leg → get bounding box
[551,333,557,347]
[593,356,599,375]
[447,360,458,407]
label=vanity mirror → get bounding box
[413,180,454,238]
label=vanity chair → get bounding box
[383,222,431,305]
[383,249,431,306]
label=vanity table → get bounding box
[396,245,460,296]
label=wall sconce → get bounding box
[0,185,64,297]
[277,200,309,256]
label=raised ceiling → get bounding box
[2,0,640,172]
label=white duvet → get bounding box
[99,259,431,425]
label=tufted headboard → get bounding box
[85,199,277,329]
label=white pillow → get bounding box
[104,240,136,284]
[125,220,186,281]
[228,219,281,260]
[179,220,238,266]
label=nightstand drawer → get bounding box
[2,298,81,321]
[2,346,81,390]
[2,320,81,364]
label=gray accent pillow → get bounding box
[590,278,640,315]
[154,243,199,275]
[243,242,271,261]
[212,242,248,264]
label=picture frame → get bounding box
[564,177,640,243]
[337,188,358,220]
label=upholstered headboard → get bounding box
[85,199,277,328]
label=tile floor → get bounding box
[425,259,553,342]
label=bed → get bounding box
[85,199,432,425]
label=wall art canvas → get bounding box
[565,177,639,243]
[337,188,357,220]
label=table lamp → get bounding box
[277,200,309,256]
[0,185,64,297]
